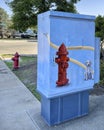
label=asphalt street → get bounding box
[0,39,37,55]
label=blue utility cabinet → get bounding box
[37,11,100,126]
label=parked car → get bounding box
[21,32,30,38]
[12,31,22,38]
[21,29,37,39]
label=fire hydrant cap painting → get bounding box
[57,43,68,55]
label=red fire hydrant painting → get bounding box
[12,52,20,70]
[55,43,69,86]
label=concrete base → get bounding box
[41,90,89,126]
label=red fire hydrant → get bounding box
[55,43,69,86]
[12,52,20,70]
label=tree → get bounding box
[36,0,80,13]
[7,0,80,31]
[9,0,37,31]
[95,15,104,60]
[95,15,104,40]
[0,7,13,38]
[0,8,9,29]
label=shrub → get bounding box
[100,60,104,85]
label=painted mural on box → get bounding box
[84,60,94,80]
[37,11,100,126]
[44,33,94,86]
[55,43,69,86]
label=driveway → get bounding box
[0,39,37,55]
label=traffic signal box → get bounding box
[37,11,100,126]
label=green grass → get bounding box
[27,84,41,101]
[20,56,36,65]
[4,55,36,69]
[1,54,13,58]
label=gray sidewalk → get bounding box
[0,60,104,130]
